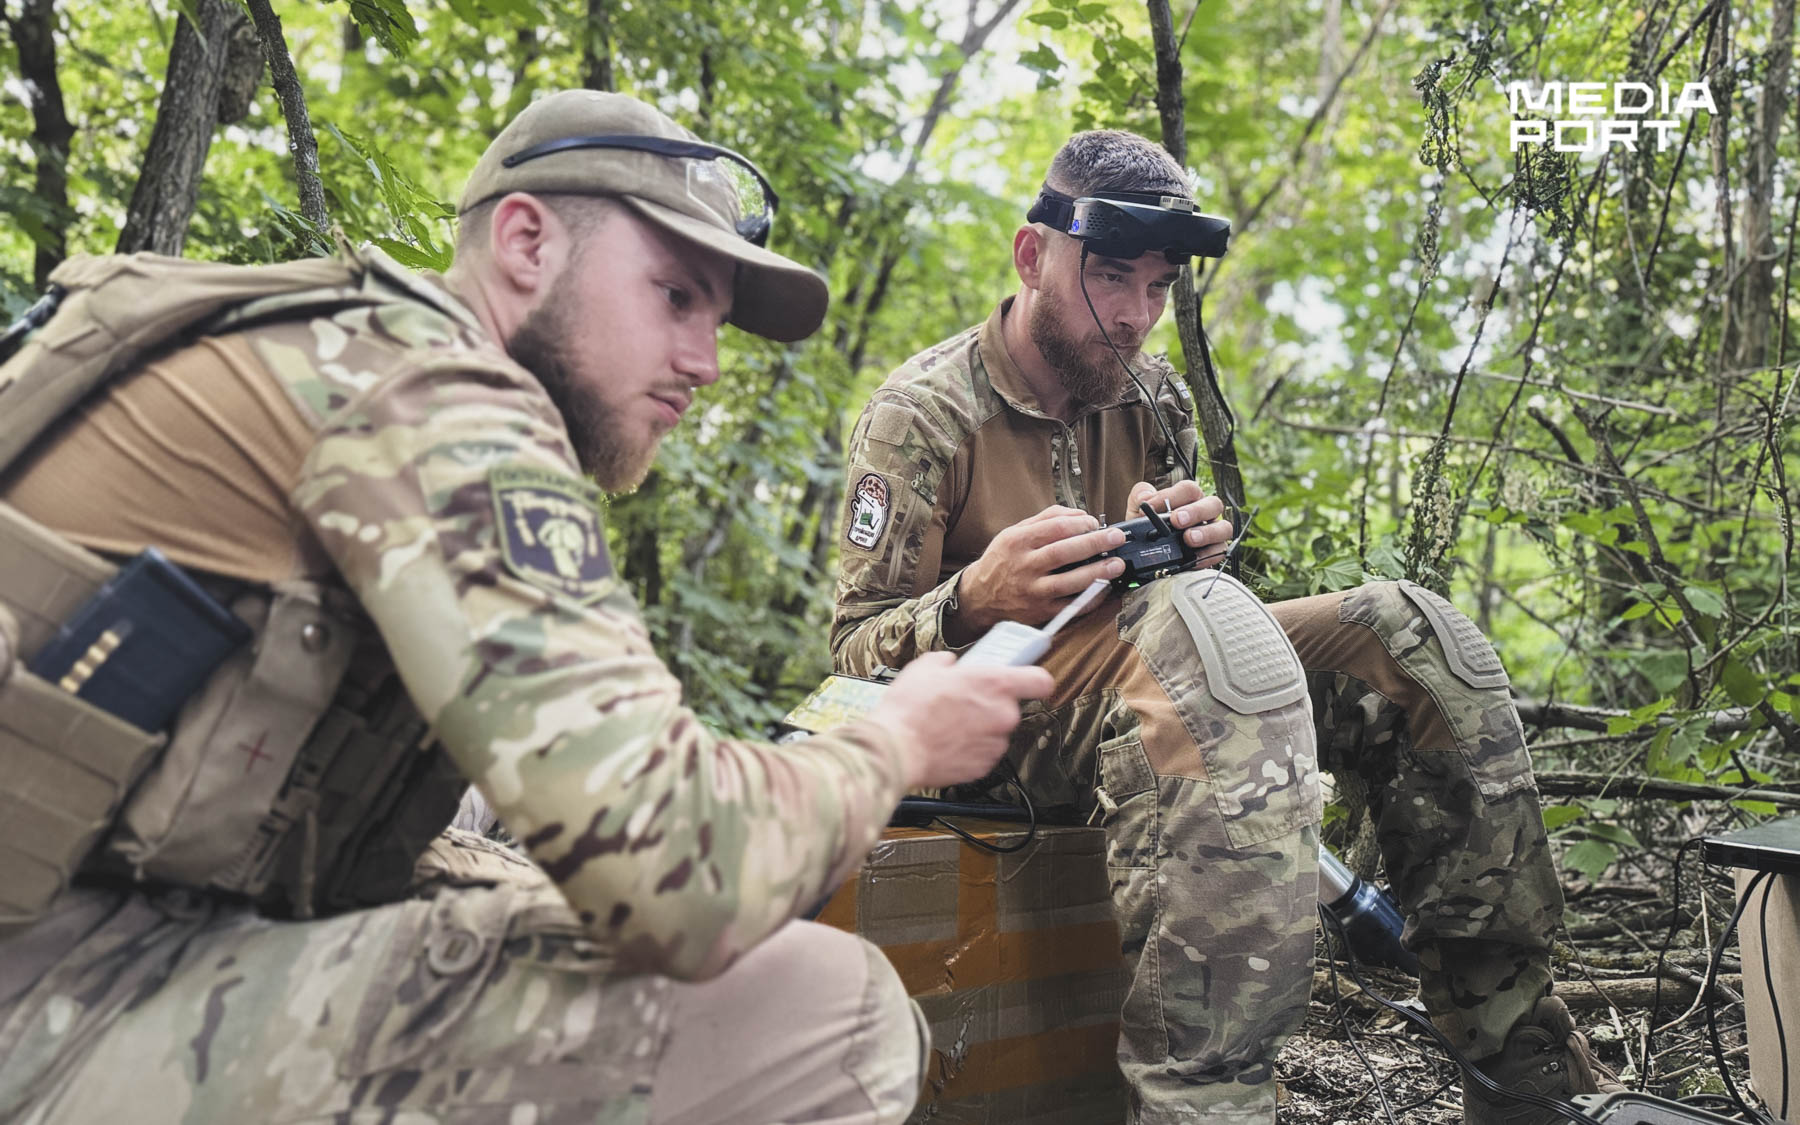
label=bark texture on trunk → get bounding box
[245,0,328,233]
[118,0,261,256]
[5,0,75,287]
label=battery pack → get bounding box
[26,547,251,732]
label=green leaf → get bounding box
[1026,11,1069,28]
[371,236,449,270]
[1605,697,1671,735]
[1563,840,1618,883]
[1683,585,1727,619]
[1721,658,1766,707]
[1541,805,1586,831]
[1585,823,1641,848]
[1019,43,1063,72]
[1620,601,1654,621]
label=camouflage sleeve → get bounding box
[829,389,963,676]
[295,357,908,981]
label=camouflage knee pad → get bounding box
[1121,570,1320,847]
[1338,580,1536,802]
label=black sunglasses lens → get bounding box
[685,156,772,245]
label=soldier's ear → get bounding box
[1015,225,1049,290]
[488,193,570,299]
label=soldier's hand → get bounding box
[871,652,1054,790]
[950,505,1125,641]
[1126,480,1233,567]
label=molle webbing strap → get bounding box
[0,504,114,658]
[0,652,163,935]
[0,506,164,935]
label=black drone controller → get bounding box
[1055,503,1201,591]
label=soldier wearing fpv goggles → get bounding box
[832,129,1620,1125]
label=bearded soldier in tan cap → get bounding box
[0,90,1052,1124]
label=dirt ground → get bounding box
[1278,878,1774,1124]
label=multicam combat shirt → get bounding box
[4,247,906,981]
[831,298,1197,674]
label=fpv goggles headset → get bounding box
[1027,185,1231,262]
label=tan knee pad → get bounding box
[1341,581,1535,801]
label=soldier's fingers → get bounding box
[1033,557,1120,598]
[1170,494,1226,529]
[1188,519,1235,561]
[1127,481,1157,511]
[1033,524,1125,568]
[1136,479,1204,514]
[1019,504,1091,527]
[1014,513,1107,550]
[967,665,1054,702]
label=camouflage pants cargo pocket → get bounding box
[1088,577,1323,1122]
[4,885,669,1125]
[339,882,668,1115]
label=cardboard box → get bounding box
[1736,869,1800,1123]
[819,822,1128,1124]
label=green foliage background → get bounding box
[4,0,1796,879]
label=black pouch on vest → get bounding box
[27,547,251,732]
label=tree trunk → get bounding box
[118,0,262,256]
[582,0,613,92]
[1732,0,1793,373]
[244,0,328,234]
[1147,0,1251,522]
[5,0,75,288]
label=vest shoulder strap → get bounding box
[0,242,447,476]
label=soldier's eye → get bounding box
[661,283,692,311]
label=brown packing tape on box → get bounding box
[1736,869,1800,1123]
[819,822,1128,1124]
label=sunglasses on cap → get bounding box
[501,134,780,247]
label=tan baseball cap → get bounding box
[460,89,828,343]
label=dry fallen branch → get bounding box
[1533,770,1800,809]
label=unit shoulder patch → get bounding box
[490,466,612,602]
[845,472,892,551]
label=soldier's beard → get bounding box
[508,292,656,494]
[1029,284,1134,406]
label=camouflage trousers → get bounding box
[1012,577,1562,1124]
[0,833,928,1124]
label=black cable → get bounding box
[1702,869,1774,1124]
[930,762,1038,855]
[1318,903,1402,1125]
[1758,875,1790,1120]
[1647,838,1708,1080]
[1316,906,1608,1125]
[1393,1074,1459,1115]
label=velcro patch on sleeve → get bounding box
[490,466,613,603]
[867,401,912,446]
[845,471,893,551]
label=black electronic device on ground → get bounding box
[1703,816,1800,877]
[26,547,251,732]
[1570,1091,1741,1124]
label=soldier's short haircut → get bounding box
[1044,130,1190,199]
[454,194,619,262]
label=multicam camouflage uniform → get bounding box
[832,300,1565,1123]
[0,247,922,1124]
